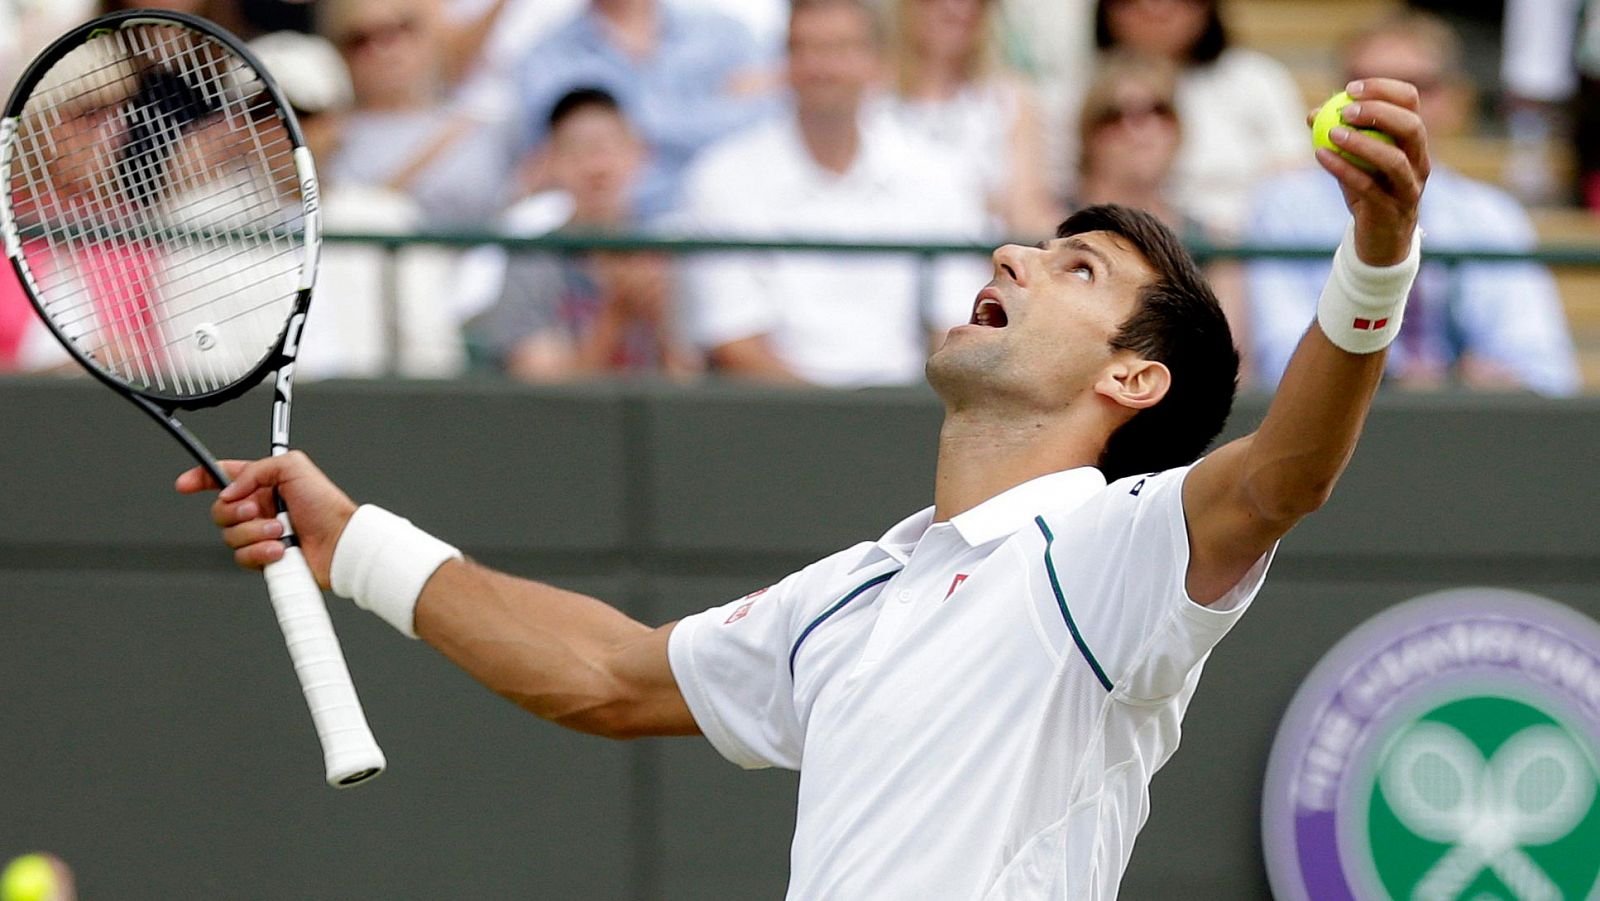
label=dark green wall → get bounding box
[2,377,1597,899]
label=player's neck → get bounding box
[931,410,1103,522]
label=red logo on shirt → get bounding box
[724,586,771,624]
[943,573,969,601]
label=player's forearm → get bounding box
[1240,327,1387,524]
[1234,216,1420,526]
[412,559,673,736]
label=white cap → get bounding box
[247,31,353,115]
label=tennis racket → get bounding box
[0,10,385,787]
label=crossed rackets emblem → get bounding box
[1380,722,1597,901]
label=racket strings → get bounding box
[7,21,306,398]
[13,32,272,394]
[100,27,295,392]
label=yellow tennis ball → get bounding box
[1311,90,1394,172]
[0,855,60,901]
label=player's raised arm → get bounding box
[176,454,697,740]
[1181,77,1429,604]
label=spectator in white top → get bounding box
[1245,12,1580,395]
[250,31,465,379]
[1081,0,1305,238]
[680,0,990,387]
[320,0,515,227]
[881,0,1060,236]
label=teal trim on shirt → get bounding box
[1035,516,1113,691]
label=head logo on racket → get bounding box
[1263,589,1600,901]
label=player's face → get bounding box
[927,230,1155,411]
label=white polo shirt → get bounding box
[678,107,991,387]
[667,464,1274,900]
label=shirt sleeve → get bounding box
[668,572,809,770]
[1036,465,1274,703]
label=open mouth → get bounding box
[970,291,1008,328]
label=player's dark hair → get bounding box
[548,87,622,131]
[1094,0,1227,65]
[1057,205,1239,482]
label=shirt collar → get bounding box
[858,467,1108,568]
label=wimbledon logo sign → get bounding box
[1262,589,1600,901]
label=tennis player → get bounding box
[179,78,1429,899]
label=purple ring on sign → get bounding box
[1260,588,1600,901]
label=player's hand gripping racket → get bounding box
[0,10,384,787]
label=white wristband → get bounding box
[330,505,461,639]
[1315,222,1423,355]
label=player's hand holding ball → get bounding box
[1309,78,1429,267]
[1312,91,1394,171]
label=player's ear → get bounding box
[1094,356,1170,411]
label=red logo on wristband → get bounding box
[1352,317,1389,331]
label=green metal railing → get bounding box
[325,229,1600,265]
[324,229,1600,378]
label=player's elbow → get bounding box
[539,660,669,741]
[550,698,650,740]
[1235,454,1337,524]
[1244,471,1335,525]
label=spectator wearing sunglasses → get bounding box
[1060,0,1304,239]
[1066,50,1249,361]
[1067,51,1191,236]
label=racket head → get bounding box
[0,9,321,410]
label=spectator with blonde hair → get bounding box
[1068,50,1249,359]
[881,0,1059,236]
[1068,51,1189,234]
[1080,0,1304,238]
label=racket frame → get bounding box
[0,9,382,789]
[1,8,319,418]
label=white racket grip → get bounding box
[262,546,387,788]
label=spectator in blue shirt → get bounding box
[515,0,780,217]
[1245,11,1580,395]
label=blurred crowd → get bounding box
[0,0,1590,394]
